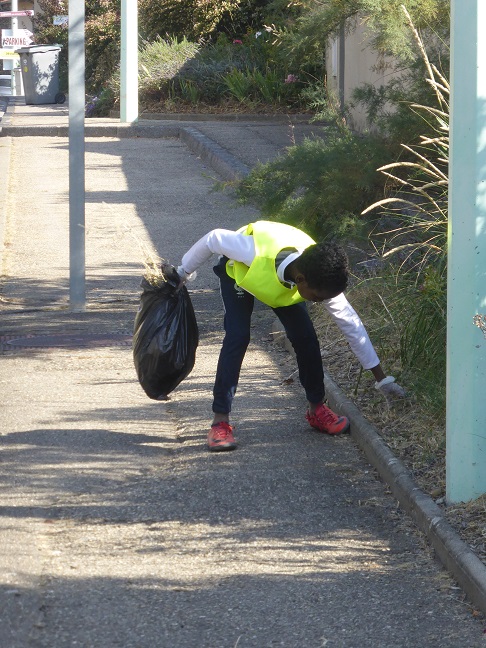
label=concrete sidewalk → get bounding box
[0,98,324,180]
[1,98,486,647]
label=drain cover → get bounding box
[0,333,133,350]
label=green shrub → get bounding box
[400,265,446,368]
[178,78,200,104]
[137,37,233,105]
[221,65,296,106]
[277,0,449,70]
[138,0,273,42]
[360,8,450,416]
[130,33,305,110]
[371,265,447,419]
[137,36,199,97]
[238,128,396,241]
[351,52,449,146]
[85,4,120,92]
[363,21,449,276]
[138,0,194,41]
[223,68,254,102]
[85,86,116,117]
[252,68,284,103]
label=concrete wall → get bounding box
[17,0,35,31]
[0,1,35,33]
[326,16,398,132]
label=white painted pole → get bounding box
[120,0,138,123]
[446,0,486,502]
[10,0,17,85]
[68,0,86,311]
[11,0,17,30]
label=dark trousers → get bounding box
[212,260,325,414]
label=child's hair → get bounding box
[298,242,349,293]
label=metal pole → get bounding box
[9,0,17,84]
[68,0,86,311]
[338,21,345,113]
[120,0,138,123]
[446,0,486,502]
[11,0,17,30]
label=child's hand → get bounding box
[374,376,406,401]
[177,265,197,287]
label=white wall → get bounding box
[326,16,398,132]
[16,0,35,31]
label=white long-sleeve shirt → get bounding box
[181,229,380,370]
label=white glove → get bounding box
[177,265,197,284]
[374,376,406,400]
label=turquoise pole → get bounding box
[446,0,486,502]
[120,0,138,123]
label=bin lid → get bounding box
[17,44,62,54]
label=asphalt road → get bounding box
[0,132,485,647]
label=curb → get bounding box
[109,110,317,124]
[0,122,181,139]
[0,94,17,130]
[180,126,250,181]
[272,323,486,614]
[0,135,10,274]
[0,96,7,124]
[0,96,12,277]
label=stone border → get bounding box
[109,110,317,123]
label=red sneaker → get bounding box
[306,403,350,435]
[208,422,237,451]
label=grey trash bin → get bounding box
[17,44,65,105]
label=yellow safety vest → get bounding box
[225,221,315,308]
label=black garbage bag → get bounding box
[133,264,199,400]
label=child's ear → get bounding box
[294,272,306,285]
